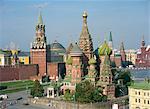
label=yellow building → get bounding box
[18,52,30,64]
[0,50,11,65]
[129,81,150,109]
[125,49,137,65]
[10,50,30,65]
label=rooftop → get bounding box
[129,81,150,90]
[70,43,82,56]
[49,40,66,53]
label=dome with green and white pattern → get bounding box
[98,41,112,56]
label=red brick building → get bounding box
[135,38,150,68]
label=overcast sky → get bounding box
[0,0,149,51]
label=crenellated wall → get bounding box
[0,64,38,81]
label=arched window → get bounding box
[101,77,103,81]
[105,77,108,82]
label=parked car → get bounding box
[0,94,8,99]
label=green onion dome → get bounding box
[98,41,112,56]
[66,56,72,65]
[88,57,96,64]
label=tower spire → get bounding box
[141,35,145,47]
[108,31,113,49]
[109,31,112,41]
[37,10,43,25]
[120,41,125,51]
[79,11,93,60]
[82,11,88,27]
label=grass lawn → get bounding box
[0,80,51,94]
[0,80,34,94]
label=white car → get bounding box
[0,94,8,99]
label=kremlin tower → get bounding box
[30,12,47,76]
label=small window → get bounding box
[144,100,146,104]
[139,92,140,95]
[144,92,146,96]
[148,100,149,104]
[147,92,149,96]
[135,99,137,102]
[135,91,137,95]
[139,99,140,103]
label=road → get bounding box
[0,91,56,109]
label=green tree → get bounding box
[30,80,44,97]
[92,87,103,102]
[118,69,132,85]
[75,80,105,103]
[64,89,73,101]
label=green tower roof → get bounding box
[88,57,96,64]
[109,31,112,41]
[37,11,43,25]
[103,53,111,65]
[101,54,112,76]
[66,56,72,65]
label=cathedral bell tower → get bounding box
[30,11,47,76]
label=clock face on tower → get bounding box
[37,37,41,42]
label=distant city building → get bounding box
[0,49,30,66]
[129,80,150,109]
[17,51,30,64]
[135,37,150,68]
[0,50,11,66]
[125,49,137,65]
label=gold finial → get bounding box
[83,11,88,18]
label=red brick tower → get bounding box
[30,12,47,76]
[70,43,83,84]
[141,36,146,52]
[120,42,126,62]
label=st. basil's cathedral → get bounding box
[30,11,127,99]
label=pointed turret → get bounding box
[120,42,125,51]
[31,11,46,49]
[37,11,43,25]
[97,53,115,99]
[108,31,113,49]
[101,53,111,76]
[109,31,113,42]
[79,11,93,60]
[141,35,145,47]
[120,42,126,66]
